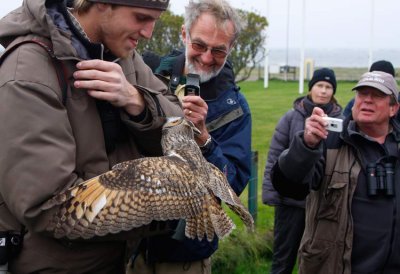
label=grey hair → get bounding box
[184,0,243,45]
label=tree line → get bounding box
[136,9,268,83]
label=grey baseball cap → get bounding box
[352,71,399,102]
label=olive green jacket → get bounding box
[298,145,361,274]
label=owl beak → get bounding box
[192,126,201,136]
[185,119,201,136]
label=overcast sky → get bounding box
[1,0,399,50]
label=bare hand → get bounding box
[182,95,209,145]
[304,107,329,148]
[73,60,145,115]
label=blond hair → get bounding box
[73,0,93,14]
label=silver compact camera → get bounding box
[322,117,343,132]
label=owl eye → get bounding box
[165,117,183,126]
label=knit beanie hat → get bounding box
[88,0,169,10]
[369,60,395,77]
[308,68,337,94]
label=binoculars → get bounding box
[367,157,396,197]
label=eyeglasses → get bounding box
[188,34,229,58]
[356,89,388,99]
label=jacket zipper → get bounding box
[342,156,357,274]
[381,181,397,273]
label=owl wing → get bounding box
[206,163,254,232]
[44,156,205,239]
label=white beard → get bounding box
[185,47,226,83]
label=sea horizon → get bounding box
[267,48,400,68]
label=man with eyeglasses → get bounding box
[129,0,252,273]
[271,71,400,273]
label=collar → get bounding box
[303,95,334,115]
[67,8,92,43]
[59,5,118,61]
[346,119,400,144]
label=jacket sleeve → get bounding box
[271,131,325,200]
[121,52,183,156]
[262,111,292,205]
[203,94,252,196]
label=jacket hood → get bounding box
[0,0,96,60]
[0,0,47,47]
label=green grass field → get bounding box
[211,79,357,274]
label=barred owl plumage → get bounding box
[44,117,254,241]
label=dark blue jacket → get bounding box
[343,97,354,118]
[141,50,252,263]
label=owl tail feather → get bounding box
[209,209,235,240]
[184,207,235,242]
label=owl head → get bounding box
[161,117,201,151]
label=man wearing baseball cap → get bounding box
[353,71,398,101]
[271,71,400,273]
[0,0,182,273]
[343,60,396,118]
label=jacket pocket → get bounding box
[317,177,348,222]
[299,239,339,274]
